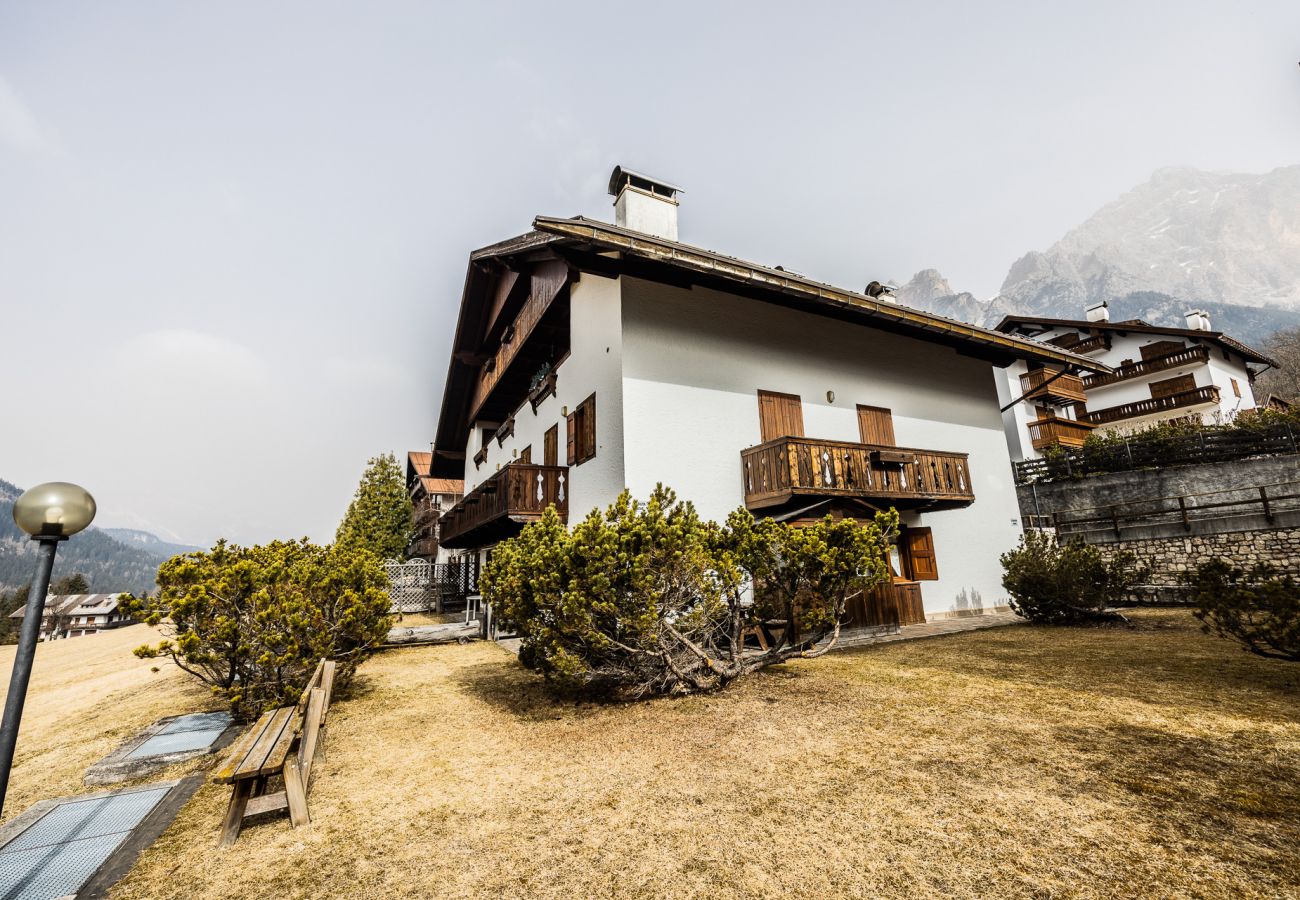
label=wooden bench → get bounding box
[214,658,336,847]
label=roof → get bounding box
[529,216,1106,370]
[10,594,124,619]
[993,315,1279,368]
[430,215,1112,477]
[407,451,432,475]
[420,476,463,495]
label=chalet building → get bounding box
[9,594,131,640]
[405,451,463,562]
[426,166,1101,623]
[994,304,1278,461]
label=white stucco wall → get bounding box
[619,277,1024,617]
[463,272,627,520]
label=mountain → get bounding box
[101,528,202,563]
[0,479,165,595]
[897,165,1300,346]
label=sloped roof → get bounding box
[994,315,1279,368]
[420,476,463,495]
[10,594,125,619]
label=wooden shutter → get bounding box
[757,390,804,441]
[566,413,576,465]
[856,405,896,446]
[576,393,596,463]
[519,445,532,464]
[1231,378,1241,398]
[904,528,938,581]
[1140,340,1185,361]
[1150,374,1196,399]
[544,425,558,466]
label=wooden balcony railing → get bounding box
[1082,346,1210,389]
[439,463,569,549]
[1019,368,1087,404]
[1028,414,1095,451]
[1070,334,1111,355]
[1084,385,1221,427]
[741,436,974,511]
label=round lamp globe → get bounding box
[12,482,97,538]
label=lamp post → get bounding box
[1,482,96,815]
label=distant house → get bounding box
[421,165,1103,623]
[9,594,132,640]
[405,451,463,563]
[994,304,1279,461]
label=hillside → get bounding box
[897,165,1300,346]
[0,479,163,594]
[101,528,202,563]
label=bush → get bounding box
[123,539,393,720]
[481,485,896,698]
[1001,531,1145,625]
[1188,559,1300,662]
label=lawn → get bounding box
[19,611,1300,899]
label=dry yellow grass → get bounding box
[77,611,1300,898]
[0,623,218,819]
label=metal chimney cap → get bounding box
[608,166,684,198]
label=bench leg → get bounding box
[283,758,311,828]
[218,781,253,848]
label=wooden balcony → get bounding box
[1019,368,1087,404]
[439,463,569,549]
[1028,414,1095,451]
[1084,385,1221,427]
[741,436,974,512]
[1070,334,1111,355]
[1082,346,1210,389]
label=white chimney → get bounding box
[1184,309,1211,331]
[608,166,681,241]
[1085,301,1110,323]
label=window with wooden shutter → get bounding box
[903,527,938,581]
[566,413,576,465]
[757,390,804,442]
[1150,374,1196,399]
[568,393,596,464]
[519,445,532,464]
[1231,378,1241,398]
[1140,340,1185,361]
[543,425,558,466]
[856,405,896,446]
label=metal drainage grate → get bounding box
[126,711,230,760]
[0,786,169,900]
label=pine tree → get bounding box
[335,453,414,561]
[52,573,90,594]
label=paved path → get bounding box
[493,612,1022,657]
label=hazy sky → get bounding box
[2,1,1298,545]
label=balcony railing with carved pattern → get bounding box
[1084,385,1221,427]
[439,463,569,549]
[1028,414,1096,451]
[1082,346,1210,390]
[741,436,974,512]
[1019,367,1087,405]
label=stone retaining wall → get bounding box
[1093,526,1300,599]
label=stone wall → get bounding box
[1094,528,1300,597]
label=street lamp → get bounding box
[0,482,96,814]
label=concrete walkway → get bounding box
[493,611,1022,657]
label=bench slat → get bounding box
[213,709,281,784]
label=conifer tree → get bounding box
[335,453,414,561]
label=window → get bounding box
[519,445,532,464]
[856,405,895,446]
[902,527,939,581]
[544,424,558,466]
[757,390,804,441]
[567,393,596,465]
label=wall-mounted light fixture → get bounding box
[826,390,836,403]
[561,405,568,417]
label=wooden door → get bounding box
[856,405,896,445]
[757,390,804,441]
[1150,374,1196,399]
[543,425,558,466]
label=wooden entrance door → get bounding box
[757,390,804,441]
[856,405,896,445]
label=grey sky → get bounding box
[2,1,1298,546]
